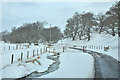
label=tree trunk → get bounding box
[87,28,90,41]
[119,32,120,37]
[112,27,115,36]
[118,27,120,37]
[72,34,76,41]
[72,36,75,41]
[88,34,90,41]
[72,31,77,41]
[72,34,75,41]
[119,31,120,37]
[99,26,102,34]
[78,32,81,40]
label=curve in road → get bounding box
[69,47,119,79]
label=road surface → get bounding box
[69,47,119,79]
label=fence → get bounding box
[74,45,118,50]
[3,44,29,51]
[46,45,68,54]
[4,45,67,68]
[2,46,47,69]
[74,45,118,53]
[2,44,118,69]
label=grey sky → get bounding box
[2,2,115,32]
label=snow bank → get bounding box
[41,49,94,78]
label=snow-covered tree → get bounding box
[97,13,107,34]
[80,12,97,41]
[105,2,119,36]
[118,1,120,37]
[64,18,76,40]
[64,12,81,40]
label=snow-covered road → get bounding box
[70,47,119,78]
[91,52,119,78]
[40,49,94,78]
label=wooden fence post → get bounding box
[40,48,42,54]
[27,51,29,59]
[99,46,100,49]
[4,47,5,50]
[16,45,18,50]
[19,45,20,49]
[21,53,23,61]
[13,46,14,50]
[9,46,10,50]
[90,45,91,49]
[11,54,14,64]
[37,49,39,56]
[49,47,50,53]
[101,46,102,49]
[40,49,41,54]
[46,47,47,52]
[63,47,64,52]
[44,47,45,52]
[83,46,85,52]
[94,46,95,49]
[33,50,35,57]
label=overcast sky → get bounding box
[2,2,115,32]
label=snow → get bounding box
[0,54,2,80]
[0,41,95,78]
[0,32,118,79]
[2,52,54,78]
[0,42,54,78]
[1,42,46,69]
[58,32,119,61]
[40,49,94,78]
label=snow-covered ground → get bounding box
[1,42,46,69]
[0,42,53,79]
[2,52,54,78]
[0,32,118,79]
[0,41,95,79]
[0,54,2,80]
[58,32,119,61]
[41,49,94,78]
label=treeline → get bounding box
[64,2,119,41]
[2,21,62,43]
[1,2,119,43]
